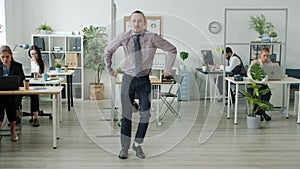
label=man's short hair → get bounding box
[226,47,233,54]
[130,10,146,21]
[260,46,270,53]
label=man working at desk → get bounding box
[104,10,177,159]
[215,47,246,103]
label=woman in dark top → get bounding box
[0,45,25,142]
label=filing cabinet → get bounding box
[178,70,191,101]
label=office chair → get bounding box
[21,74,52,123]
[286,68,300,91]
[158,74,184,124]
[20,97,52,123]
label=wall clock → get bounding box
[208,21,221,34]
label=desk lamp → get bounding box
[13,43,30,51]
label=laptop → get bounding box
[0,76,20,90]
[201,50,214,65]
[263,65,284,80]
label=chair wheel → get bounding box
[49,115,53,120]
[157,121,162,126]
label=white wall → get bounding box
[5,0,111,99]
[4,0,300,99]
[0,0,6,45]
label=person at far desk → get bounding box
[215,47,246,103]
[15,45,45,127]
[0,45,25,142]
[27,45,47,127]
[247,47,272,121]
[104,10,176,159]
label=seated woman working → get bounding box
[16,45,46,127]
[0,45,25,142]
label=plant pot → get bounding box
[247,115,261,129]
[89,83,104,100]
[117,73,124,82]
[261,34,270,42]
[270,37,277,42]
[55,67,61,73]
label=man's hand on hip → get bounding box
[109,70,117,78]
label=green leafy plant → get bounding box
[240,63,274,117]
[36,23,53,33]
[249,63,266,81]
[269,31,278,37]
[115,67,123,74]
[82,25,108,84]
[54,60,62,68]
[249,14,274,37]
[180,51,189,63]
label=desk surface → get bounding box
[47,71,74,76]
[29,78,64,85]
[226,76,300,84]
[0,86,63,95]
[116,76,173,85]
[196,67,231,75]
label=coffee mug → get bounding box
[42,73,48,81]
[24,79,30,90]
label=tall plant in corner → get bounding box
[82,25,108,84]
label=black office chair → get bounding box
[21,74,52,123]
[286,68,300,100]
[158,74,184,124]
[20,98,52,123]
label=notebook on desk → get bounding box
[0,76,19,90]
[263,65,284,80]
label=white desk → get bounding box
[116,77,173,126]
[196,68,231,106]
[29,77,64,85]
[47,71,74,111]
[0,86,63,148]
[226,77,300,124]
[29,78,64,122]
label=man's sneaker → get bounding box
[132,143,145,159]
[118,148,128,159]
[33,118,40,127]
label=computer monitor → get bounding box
[201,50,214,65]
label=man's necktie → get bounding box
[134,34,141,77]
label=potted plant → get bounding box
[115,67,124,81]
[82,25,108,100]
[36,22,53,34]
[179,51,189,70]
[240,63,274,128]
[269,31,278,42]
[54,60,62,73]
[249,14,274,41]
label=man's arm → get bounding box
[103,35,124,77]
[225,57,240,72]
[153,34,177,74]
